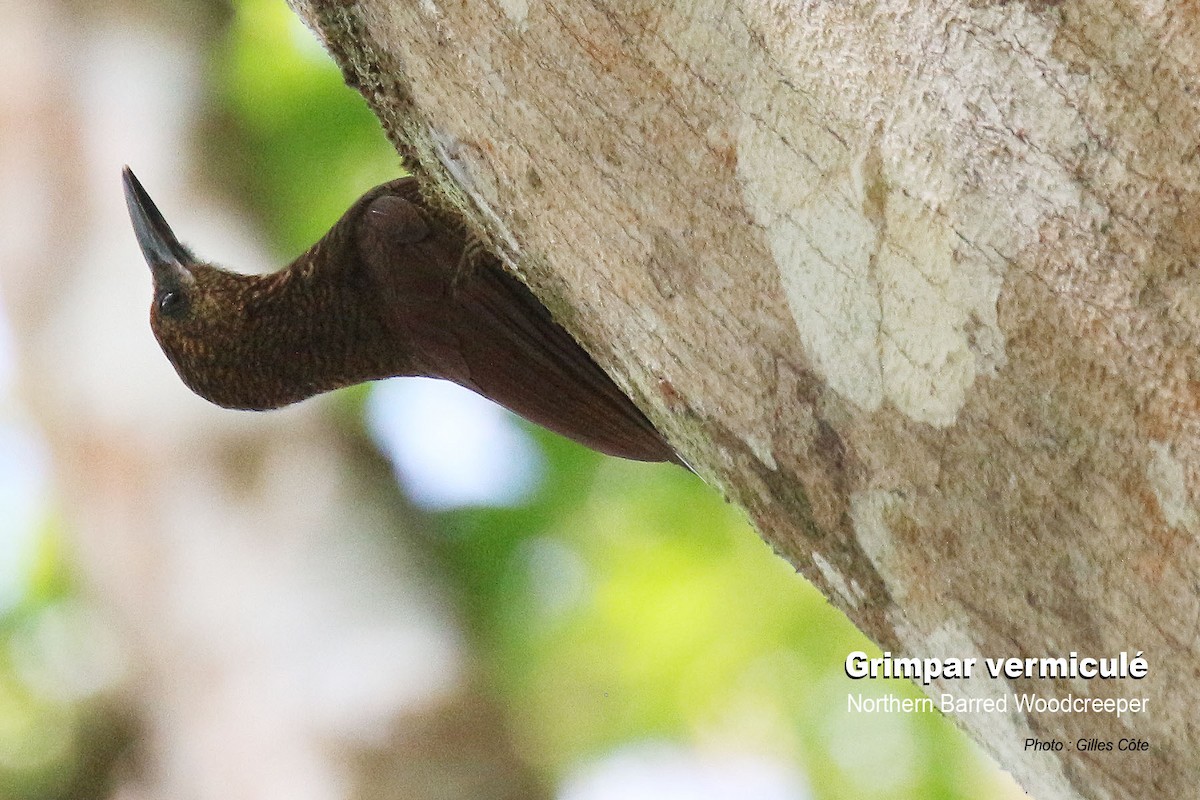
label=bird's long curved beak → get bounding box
[122,166,196,287]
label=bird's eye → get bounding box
[157,290,187,317]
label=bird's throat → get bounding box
[159,261,411,411]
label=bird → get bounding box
[122,167,681,465]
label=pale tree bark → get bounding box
[0,1,544,798]
[286,2,1200,798]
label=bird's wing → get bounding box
[356,178,677,464]
[450,253,677,463]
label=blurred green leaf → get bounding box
[214,0,398,253]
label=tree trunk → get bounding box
[287,2,1199,798]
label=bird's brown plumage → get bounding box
[123,168,680,465]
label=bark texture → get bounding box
[288,2,1198,798]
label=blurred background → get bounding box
[0,1,1027,798]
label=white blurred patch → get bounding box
[365,377,544,510]
[0,306,51,614]
[0,427,45,613]
[559,741,810,800]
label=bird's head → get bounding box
[122,166,364,410]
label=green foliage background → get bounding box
[0,2,1022,797]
